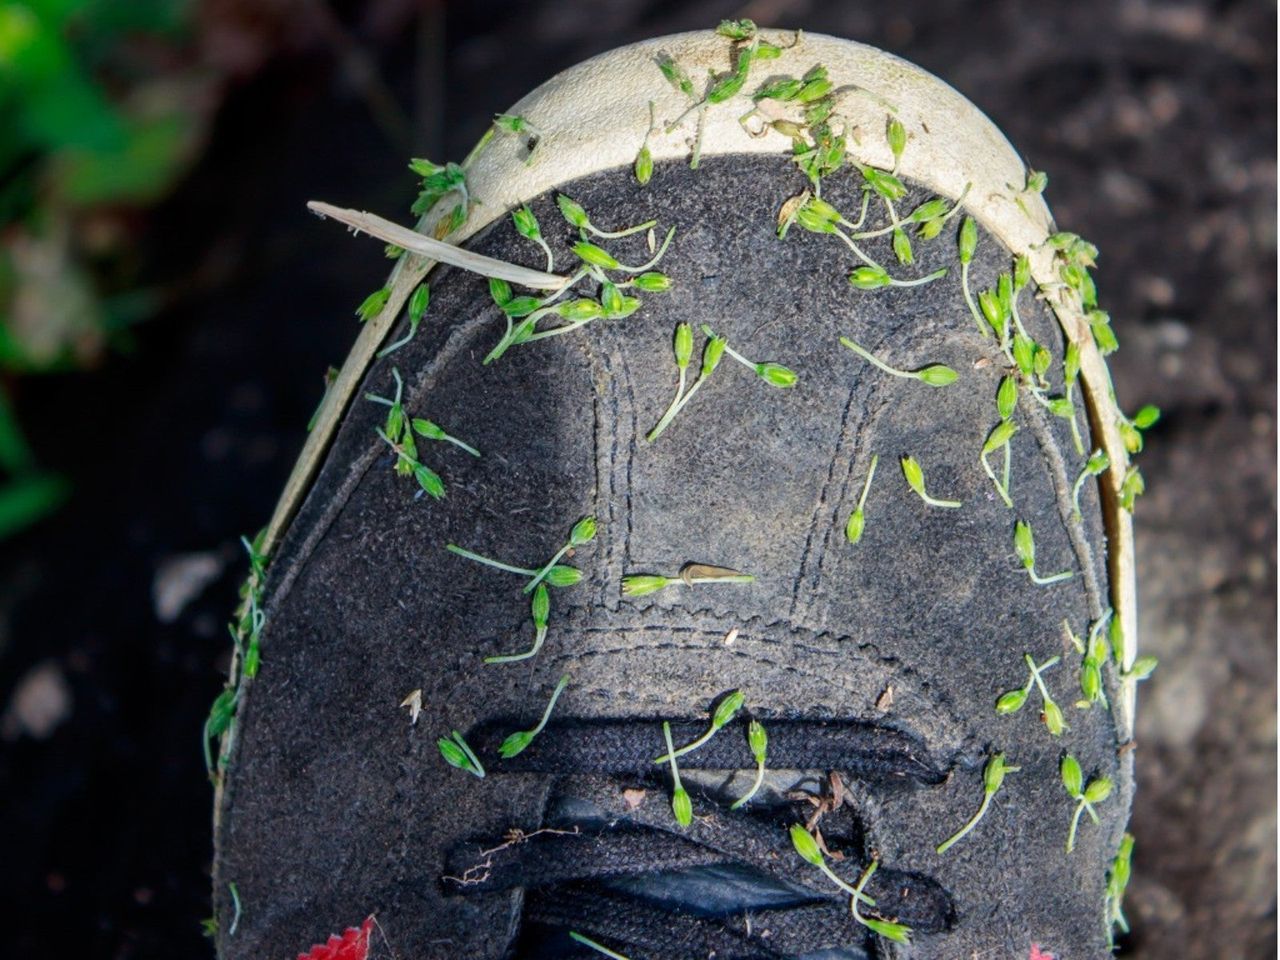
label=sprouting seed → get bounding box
[654,690,744,763]
[851,860,913,943]
[901,455,962,509]
[499,674,570,758]
[980,420,1018,508]
[662,721,693,828]
[1071,449,1110,521]
[997,375,1019,420]
[1062,754,1112,852]
[512,204,554,271]
[1126,655,1158,682]
[647,323,695,442]
[1106,833,1136,942]
[700,323,797,388]
[556,193,656,240]
[730,719,769,810]
[522,516,597,594]
[789,823,876,906]
[1013,520,1074,585]
[569,931,631,960]
[378,282,431,358]
[996,654,1065,736]
[937,752,1020,853]
[444,543,581,587]
[887,116,907,167]
[492,113,542,161]
[846,454,879,544]
[635,100,656,185]
[839,337,957,387]
[438,730,485,778]
[622,565,754,596]
[484,583,551,664]
[958,216,987,337]
[412,417,481,457]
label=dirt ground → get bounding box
[0,1,1272,957]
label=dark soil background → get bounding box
[0,1,1273,958]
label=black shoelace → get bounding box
[443,718,955,959]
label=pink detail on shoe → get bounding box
[297,916,375,960]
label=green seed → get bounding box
[1084,777,1113,804]
[634,271,673,292]
[916,365,958,387]
[622,575,670,597]
[1061,755,1083,796]
[849,266,891,290]
[790,823,824,866]
[997,376,1019,419]
[756,362,798,387]
[674,323,693,369]
[572,242,619,270]
[996,688,1028,714]
[571,516,598,545]
[958,216,977,264]
[635,144,653,185]
[556,194,590,229]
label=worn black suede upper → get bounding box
[214,155,1131,960]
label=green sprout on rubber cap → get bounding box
[845,454,879,544]
[936,752,1019,853]
[996,653,1067,736]
[1014,520,1074,585]
[662,721,693,828]
[730,719,769,810]
[901,455,962,508]
[438,730,485,778]
[839,337,957,387]
[654,690,744,763]
[499,674,570,758]
[1062,754,1112,853]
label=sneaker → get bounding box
[211,23,1149,960]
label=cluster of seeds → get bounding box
[367,368,480,501]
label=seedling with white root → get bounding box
[654,690,744,763]
[790,826,911,943]
[845,454,879,544]
[438,730,485,778]
[499,675,570,757]
[900,454,962,509]
[662,721,693,828]
[936,752,1019,853]
[1061,754,1112,853]
[996,653,1068,736]
[622,564,754,597]
[839,336,957,387]
[730,719,769,809]
[1013,520,1074,585]
[445,516,596,664]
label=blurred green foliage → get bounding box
[0,0,200,535]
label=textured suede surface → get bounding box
[214,155,1129,959]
